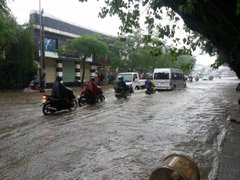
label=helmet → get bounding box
[56,76,62,82]
[147,75,153,80]
[118,75,123,80]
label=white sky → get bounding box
[8,0,121,36]
[194,54,215,65]
[8,0,215,65]
[192,48,216,65]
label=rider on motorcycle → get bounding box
[84,77,101,100]
[114,75,128,95]
[145,76,155,93]
[51,76,75,102]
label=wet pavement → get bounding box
[217,120,240,180]
[0,77,239,180]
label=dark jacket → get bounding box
[145,79,155,90]
[51,81,67,99]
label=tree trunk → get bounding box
[81,57,86,83]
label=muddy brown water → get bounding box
[0,78,239,180]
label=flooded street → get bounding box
[0,78,240,180]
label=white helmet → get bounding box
[118,75,123,80]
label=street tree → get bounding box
[108,31,144,72]
[0,0,17,60]
[79,0,240,78]
[0,23,35,89]
[108,32,196,74]
[0,0,35,89]
[175,55,196,75]
[58,34,109,83]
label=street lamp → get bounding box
[39,0,45,93]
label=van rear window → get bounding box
[154,72,169,79]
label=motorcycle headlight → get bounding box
[41,95,47,103]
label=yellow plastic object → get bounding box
[150,154,200,180]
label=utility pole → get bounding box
[39,0,45,93]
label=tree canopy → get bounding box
[0,0,35,89]
[58,34,109,83]
[79,0,240,78]
[107,32,196,74]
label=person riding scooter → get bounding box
[84,77,102,101]
[114,75,128,95]
[145,76,155,94]
[51,76,75,103]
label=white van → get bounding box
[153,68,186,90]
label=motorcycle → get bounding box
[188,76,193,82]
[28,80,40,90]
[145,88,156,95]
[115,86,132,99]
[78,86,105,106]
[42,94,78,115]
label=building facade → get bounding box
[30,12,111,87]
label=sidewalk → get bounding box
[217,118,240,180]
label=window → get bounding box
[172,73,184,80]
[121,74,133,82]
[172,73,178,80]
[154,72,169,80]
[133,74,137,80]
[44,38,57,52]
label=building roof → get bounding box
[29,12,114,38]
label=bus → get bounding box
[153,68,186,90]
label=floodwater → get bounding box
[0,78,239,180]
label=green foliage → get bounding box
[0,0,9,15]
[58,34,109,82]
[176,54,196,74]
[237,0,240,15]
[179,0,196,14]
[0,3,17,58]
[79,0,234,72]
[78,1,199,75]
[58,34,108,60]
[107,33,196,74]
[5,24,35,71]
[0,7,36,89]
[211,58,225,69]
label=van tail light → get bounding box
[169,78,172,86]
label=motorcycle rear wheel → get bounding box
[96,95,105,102]
[125,91,131,98]
[42,102,56,115]
[78,97,87,106]
[69,100,78,111]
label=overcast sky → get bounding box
[8,0,215,65]
[8,0,121,36]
